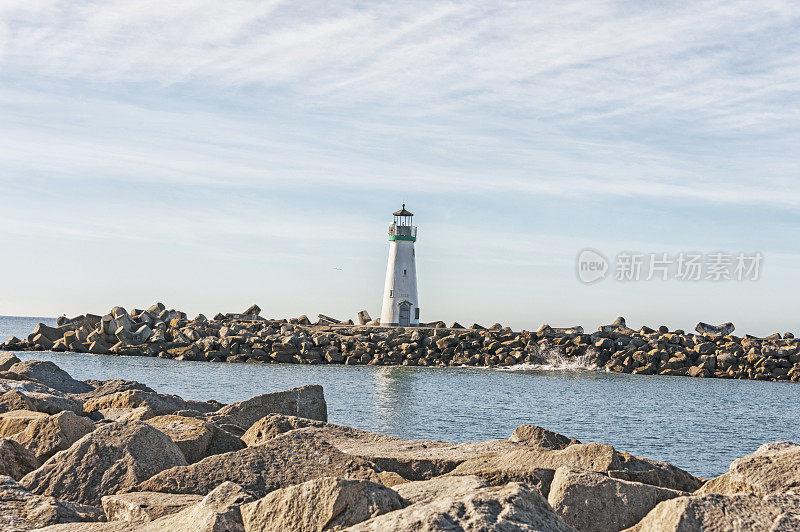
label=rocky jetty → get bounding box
[2,305,799,383]
[0,358,797,530]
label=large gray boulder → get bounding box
[697,441,800,496]
[102,491,202,522]
[625,492,800,531]
[0,437,40,480]
[0,410,95,462]
[82,389,217,418]
[241,413,327,446]
[0,379,84,415]
[135,431,381,498]
[240,477,406,531]
[140,481,253,531]
[206,385,327,429]
[145,415,214,464]
[7,361,92,394]
[548,467,687,532]
[0,475,104,530]
[0,353,20,371]
[345,482,575,531]
[447,442,702,495]
[21,420,188,506]
[392,475,490,504]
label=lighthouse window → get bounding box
[403,269,407,276]
[415,308,420,319]
[389,290,393,297]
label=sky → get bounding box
[0,0,798,336]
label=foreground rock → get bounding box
[141,481,253,531]
[626,492,800,531]
[6,360,93,394]
[0,475,104,530]
[510,425,581,450]
[548,467,686,531]
[0,437,40,480]
[241,413,327,446]
[82,389,219,419]
[240,477,406,531]
[102,491,203,522]
[697,441,800,496]
[136,431,380,498]
[0,379,84,415]
[206,385,327,429]
[346,482,575,531]
[145,415,215,464]
[0,410,95,462]
[447,442,702,495]
[21,420,188,506]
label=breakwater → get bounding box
[3,304,798,383]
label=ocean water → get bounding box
[3,315,798,478]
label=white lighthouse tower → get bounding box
[380,205,420,327]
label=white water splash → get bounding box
[500,348,600,371]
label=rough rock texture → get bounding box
[7,361,92,394]
[0,437,40,480]
[240,477,406,532]
[345,482,575,532]
[510,425,580,450]
[0,380,84,415]
[448,442,702,495]
[207,385,327,429]
[145,415,214,464]
[392,475,490,504]
[102,491,203,522]
[625,492,800,531]
[82,390,212,418]
[21,420,188,506]
[547,467,686,532]
[136,432,380,498]
[0,353,20,371]
[0,410,95,462]
[241,413,327,446]
[140,481,253,531]
[288,422,520,481]
[0,475,104,531]
[696,441,800,496]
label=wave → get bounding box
[499,348,600,372]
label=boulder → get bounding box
[241,413,327,446]
[146,415,214,464]
[548,467,686,532]
[392,475,490,504]
[0,410,95,462]
[287,422,520,481]
[447,443,702,495]
[0,437,40,480]
[345,482,574,532]
[0,475,104,530]
[21,420,188,506]
[696,441,800,496]
[625,492,800,531]
[7,361,92,394]
[102,491,203,522]
[0,353,21,371]
[135,432,380,498]
[695,321,735,337]
[509,425,580,450]
[140,481,253,531]
[83,389,216,417]
[240,477,406,532]
[206,385,327,429]
[0,381,84,415]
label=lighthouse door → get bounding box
[398,303,411,326]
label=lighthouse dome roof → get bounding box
[393,204,413,216]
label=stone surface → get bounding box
[0,379,84,415]
[82,390,212,418]
[240,413,326,446]
[510,425,580,450]
[0,437,40,480]
[0,410,95,462]
[624,492,800,531]
[7,361,92,394]
[207,385,327,429]
[102,491,203,522]
[140,481,253,531]
[695,441,800,496]
[240,477,406,532]
[447,442,702,495]
[0,353,21,371]
[392,475,489,504]
[146,415,214,464]
[136,431,380,498]
[345,482,575,532]
[0,475,104,531]
[547,467,686,532]
[20,420,188,506]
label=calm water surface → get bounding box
[3,316,798,477]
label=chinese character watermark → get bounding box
[576,250,763,283]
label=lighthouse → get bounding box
[380,205,420,327]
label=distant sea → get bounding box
[2,314,799,478]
